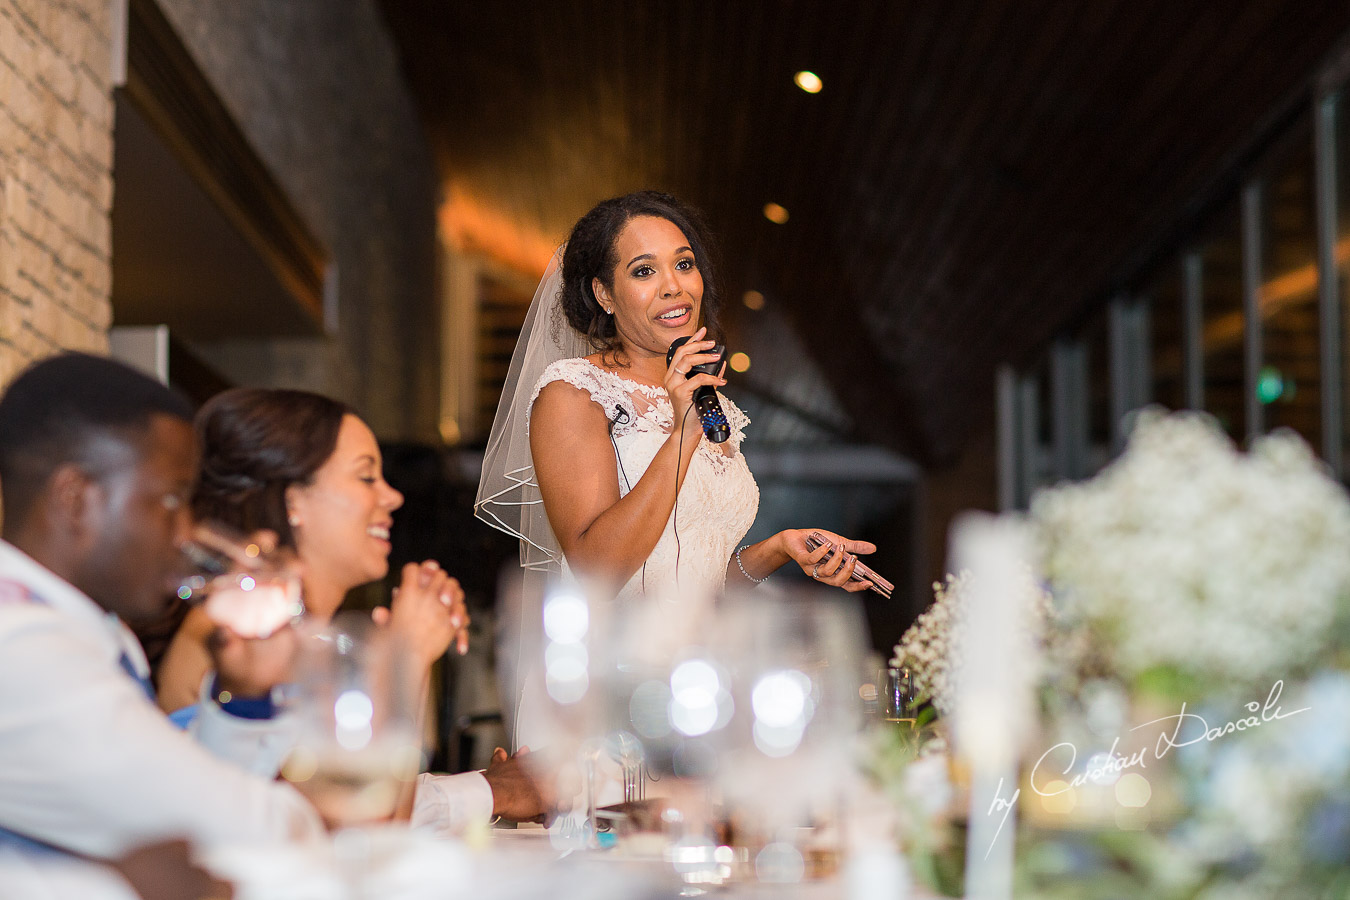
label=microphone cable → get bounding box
[609,405,646,594]
[672,401,697,587]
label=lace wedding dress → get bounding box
[528,358,760,603]
[512,358,760,754]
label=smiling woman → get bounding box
[475,191,878,748]
[155,388,468,714]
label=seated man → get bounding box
[0,352,549,860]
[0,352,323,858]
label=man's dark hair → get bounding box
[0,352,195,527]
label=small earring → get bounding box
[287,513,300,528]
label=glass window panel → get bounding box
[1147,262,1185,412]
[1083,307,1111,472]
[1198,200,1246,442]
[1018,354,1054,502]
[1259,126,1319,448]
[1334,91,1350,469]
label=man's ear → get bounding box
[46,463,101,536]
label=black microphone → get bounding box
[667,336,731,443]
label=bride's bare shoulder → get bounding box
[531,375,608,424]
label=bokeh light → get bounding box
[793,71,822,94]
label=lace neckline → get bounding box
[581,357,668,397]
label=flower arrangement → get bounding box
[874,408,1350,898]
[892,568,1053,716]
[1032,408,1350,697]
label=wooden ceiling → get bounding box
[378,0,1350,466]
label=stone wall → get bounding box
[0,0,114,385]
[155,0,440,441]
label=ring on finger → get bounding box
[811,562,824,579]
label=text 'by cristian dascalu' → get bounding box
[982,680,1310,859]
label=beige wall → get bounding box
[0,0,114,384]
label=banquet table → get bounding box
[200,822,906,900]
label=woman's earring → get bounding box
[287,513,300,528]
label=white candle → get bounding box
[950,512,1037,900]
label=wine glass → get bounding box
[707,585,869,884]
[497,573,610,849]
[176,520,303,638]
[279,612,422,830]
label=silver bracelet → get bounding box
[735,545,769,584]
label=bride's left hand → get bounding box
[779,529,877,592]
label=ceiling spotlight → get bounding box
[742,290,765,310]
[762,203,789,225]
[729,352,751,373]
[794,71,822,94]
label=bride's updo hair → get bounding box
[193,388,353,550]
[560,190,723,355]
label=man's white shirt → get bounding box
[0,540,324,858]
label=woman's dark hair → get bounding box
[559,190,723,357]
[192,388,354,550]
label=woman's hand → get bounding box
[779,529,878,592]
[376,560,469,671]
[663,326,726,436]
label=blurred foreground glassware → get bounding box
[177,520,303,638]
[501,577,610,849]
[884,665,917,726]
[709,586,869,886]
[499,571,723,857]
[279,613,422,830]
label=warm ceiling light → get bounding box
[742,290,765,310]
[794,71,822,94]
[729,352,751,373]
[762,202,789,224]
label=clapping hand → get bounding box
[374,560,469,671]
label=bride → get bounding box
[477,191,876,742]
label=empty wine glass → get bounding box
[497,573,610,849]
[708,585,869,884]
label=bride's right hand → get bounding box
[663,326,726,434]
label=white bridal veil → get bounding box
[473,249,586,574]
